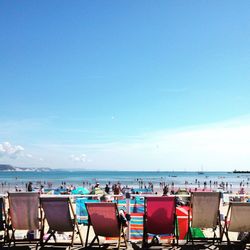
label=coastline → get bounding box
[1,170,250,195]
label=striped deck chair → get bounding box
[143,196,178,248]
[129,197,145,242]
[40,197,83,248]
[222,202,250,246]
[8,192,40,246]
[85,202,127,249]
[187,192,222,246]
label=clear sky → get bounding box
[0,1,250,171]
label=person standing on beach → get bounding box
[105,184,110,194]
[163,185,168,195]
[27,182,33,192]
[113,184,121,195]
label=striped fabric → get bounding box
[76,197,203,242]
[130,213,143,241]
[116,198,175,242]
[116,197,144,213]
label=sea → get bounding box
[0,170,249,191]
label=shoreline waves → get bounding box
[0,170,249,195]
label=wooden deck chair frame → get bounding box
[0,197,9,246]
[7,192,41,247]
[85,202,127,249]
[142,196,179,248]
[187,192,222,247]
[222,202,250,246]
[40,197,83,248]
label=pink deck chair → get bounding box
[143,196,178,248]
[8,192,40,245]
[223,202,250,245]
[187,192,222,246]
[85,202,127,249]
[40,197,83,247]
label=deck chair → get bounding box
[40,197,83,248]
[8,192,40,246]
[85,202,127,249]
[143,196,178,248]
[222,202,250,245]
[187,192,222,246]
[0,197,8,246]
[117,198,145,242]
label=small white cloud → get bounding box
[26,153,33,158]
[0,142,24,159]
[70,153,89,163]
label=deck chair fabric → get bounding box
[188,192,221,244]
[223,202,250,244]
[191,192,220,228]
[116,198,145,242]
[226,202,250,232]
[8,192,40,246]
[40,197,83,247]
[85,202,127,249]
[8,192,40,230]
[143,197,178,247]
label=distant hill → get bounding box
[0,164,15,171]
[0,164,52,172]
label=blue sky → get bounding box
[0,1,250,171]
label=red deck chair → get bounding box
[40,197,83,248]
[85,202,127,249]
[143,196,178,248]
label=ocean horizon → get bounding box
[0,170,249,190]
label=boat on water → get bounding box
[233,170,250,174]
[197,165,205,174]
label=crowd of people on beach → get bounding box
[1,175,250,199]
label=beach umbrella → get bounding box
[71,187,90,195]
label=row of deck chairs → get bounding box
[1,192,250,249]
[0,193,84,248]
[188,193,250,248]
[84,194,250,248]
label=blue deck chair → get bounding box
[130,197,145,213]
[129,197,145,242]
